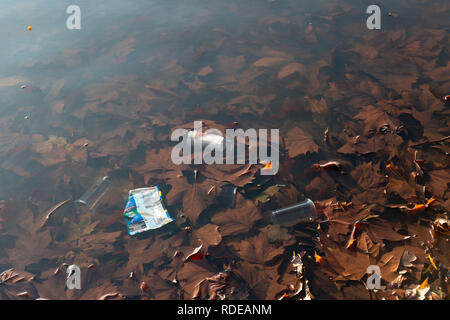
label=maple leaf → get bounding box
[191,224,222,251]
[284,127,318,158]
[325,244,371,281]
[353,105,397,133]
[135,147,190,183]
[236,232,285,265]
[234,262,280,299]
[427,169,450,197]
[278,62,306,79]
[202,164,259,188]
[177,260,217,299]
[365,219,410,243]
[192,271,233,300]
[211,193,262,237]
[182,179,217,225]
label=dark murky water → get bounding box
[0,0,448,300]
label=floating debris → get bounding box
[75,176,111,210]
[140,282,148,292]
[314,251,324,264]
[16,292,30,298]
[271,199,317,225]
[207,185,216,195]
[218,185,237,208]
[323,128,329,143]
[99,292,123,300]
[123,186,173,235]
[312,161,342,172]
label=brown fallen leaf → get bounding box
[182,185,208,226]
[278,62,306,79]
[427,170,450,198]
[98,292,123,300]
[177,260,217,299]
[211,193,262,237]
[234,262,280,299]
[192,271,232,300]
[236,232,285,265]
[202,164,260,188]
[254,57,288,68]
[431,217,449,236]
[184,242,204,262]
[284,127,318,158]
[40,199,72,228]
[191,224,222,251]
[353,105,400,134]
[365,219,410,242]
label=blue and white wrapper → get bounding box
[123,186,173,235]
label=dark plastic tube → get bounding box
[219,185,237,208]
[271,199,317,225]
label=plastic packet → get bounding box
[123,186,173,235]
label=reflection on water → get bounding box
[0,0,449,299]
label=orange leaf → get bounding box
[410,204,425,212]
[314,251,324,264]
[428,255,438,270]
[263,162,272,170]
[313,161,342,172]
[420,277,429,289]
[346,238,355,249]
[140,282,148,292]
[426,197,435,207]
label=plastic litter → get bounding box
[186,130,225,148]
[218,185,237,208]
[123,186,173,235]
[271,198,317,225]
[74,176,112,210]
[185,129,246,151]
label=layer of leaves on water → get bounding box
[0,0,448,300]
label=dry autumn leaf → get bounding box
[211,193,262,237]
[284,127,318,158]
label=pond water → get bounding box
[0,0,448,300]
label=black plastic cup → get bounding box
[219,185,237,208]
